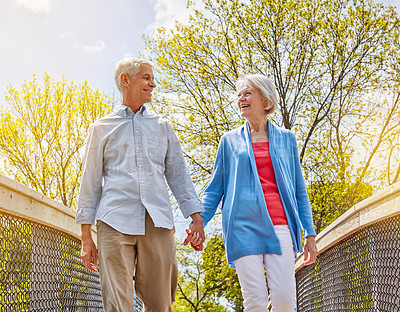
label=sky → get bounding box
[0,0,398,241]
[0,0,398,101]
[0,0,194,100]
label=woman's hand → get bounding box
[184,213,205,251]
[183,224,205,251]
[184,227,204,251]
[303,236,318,265]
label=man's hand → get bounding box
[303,235,318,265]
[80,224,99,272]
[184,213,205,251]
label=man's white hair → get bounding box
[114,57,154,94]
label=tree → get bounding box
[308,180,373,233]
[144,0,400,232]
[201,235,243,311]
[143,3,399,310]
[0,73,116,208]
[173,241,230,312]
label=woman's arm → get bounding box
[291,133,316,238]
[291,133,318,263]
[201,139,226,227]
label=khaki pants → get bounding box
[97,212,178,312]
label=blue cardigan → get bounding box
[201,120,316,267]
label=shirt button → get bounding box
[136,131,139,134]
[140,180,144,183]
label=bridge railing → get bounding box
[295,181,400,311]
[2,170,399,311]
[0,173,104,311]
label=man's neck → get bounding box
[122,99,143,113]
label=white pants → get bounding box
[233,225,296,312]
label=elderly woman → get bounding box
[186,74,318,311]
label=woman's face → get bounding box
[237,85,268,120]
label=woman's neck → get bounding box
[248,118,269,142]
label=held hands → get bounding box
[303,236,318,265]
[184,226,204,251]
[184,213,205,251]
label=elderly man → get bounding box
[76,57,204,312]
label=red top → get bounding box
[252,142,288,225]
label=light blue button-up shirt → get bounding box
[76,105,203,235]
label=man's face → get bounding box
[125,63,156,107]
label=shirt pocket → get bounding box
[146,135,167,167]
[147,135,160,148]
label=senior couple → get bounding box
[76,57,318,312]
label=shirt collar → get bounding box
[113,104,147,117]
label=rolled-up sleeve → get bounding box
[76,124,103,224]
[164,123,204,218]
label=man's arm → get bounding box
[164,124,204,218]
[76,124,102,271]
[76,124,103,225]
[80,224,99,272]
[163,123,205,250]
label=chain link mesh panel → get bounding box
[296,215,400,312]
[0,211,145,311]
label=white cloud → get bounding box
[85,40,106,53]
[15,0,51,13]
[123,52,135,58]
[74,40,106,53]
[41,20,50,27]
[60,30,73,39]
[147,0,193,32]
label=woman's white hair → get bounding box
[236,74,278,115]
[114,57,154,94]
